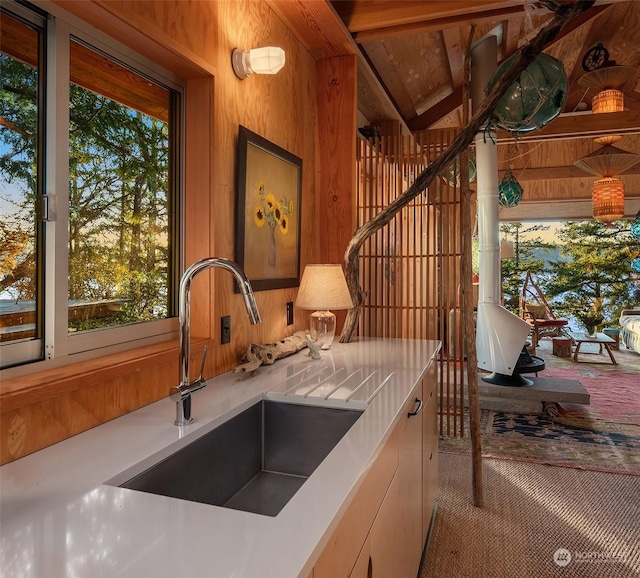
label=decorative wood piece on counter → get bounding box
[339,0,596,343]
[234,330,308,373]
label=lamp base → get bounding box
[310,310,336,350]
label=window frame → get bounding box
[1,1,184,377]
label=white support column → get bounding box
[471,37,531,377]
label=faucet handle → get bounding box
[198,345,209,381]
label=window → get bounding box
[0,3,182,370]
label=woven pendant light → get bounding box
[592,177,625,225]
[592,89,624,113]
[573,144,640,177]
[579,63,637,113]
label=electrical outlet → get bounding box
[221,315,231,344]
[286,302,294,325]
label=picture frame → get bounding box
[235,126,302,291]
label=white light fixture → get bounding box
[232,47,285,80]
[294,264,353,349]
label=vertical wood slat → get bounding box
[356,130,466,438]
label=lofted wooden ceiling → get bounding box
[268,0,640,220]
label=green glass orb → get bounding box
[632,257,640,274]
[442,156,477,187]
[488,53,568,133]
[498,171,523,207]
[631,215,640,240]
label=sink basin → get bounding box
[116,400,363,517]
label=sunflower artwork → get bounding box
[253,180,294,268]
[236,125,302,290]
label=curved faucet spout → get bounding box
[174,257,261,426]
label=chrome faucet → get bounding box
[169,258,261,426]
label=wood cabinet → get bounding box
[422,361,438,536]
[313,367,438,578]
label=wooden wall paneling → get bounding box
[316,55,357,264]
[1,0,323,463]
[215,0,318,367]
[185,77,213,358]
[0,340,193,463]
[53,0,217,78]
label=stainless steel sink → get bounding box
[116,400,363,517]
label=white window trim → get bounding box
[1,1,185,379]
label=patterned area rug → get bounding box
[440,409,640,476]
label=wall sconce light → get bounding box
[232,47,285,80]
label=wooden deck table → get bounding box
[569,332,618,365]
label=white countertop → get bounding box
[1,338,440,578]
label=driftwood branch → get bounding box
[459,23,484,508]
[339,0,595,343]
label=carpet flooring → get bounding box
[439,409,640,475]
[441,338,640,474]
[421,453,640,578]
[539,340,640,422]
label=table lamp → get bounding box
[295,264,353,349]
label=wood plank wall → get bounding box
[1,0,321,464]
[356,130,466,437]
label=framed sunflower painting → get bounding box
[235,126,302,291]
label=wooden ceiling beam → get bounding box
[499,165,640,180]
[351,6,524,43]
[334,1,523,35]
[407,4,609,130]
[267,0,411,133]
[266,0,357,59]
[495,110,640,142]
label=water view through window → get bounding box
[1,9,179,364]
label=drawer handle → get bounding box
[408,397,423,417]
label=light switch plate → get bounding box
[221,315,231,344]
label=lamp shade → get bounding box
[592,177,625,225]
[295,264,353,310]
[592,89,624,114]
[578,65,637,91]
[574,144,640,177]
[232,47,285,79]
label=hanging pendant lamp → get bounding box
[592,177,625,225]
[573,144,640,177]
[574,143,640,225]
